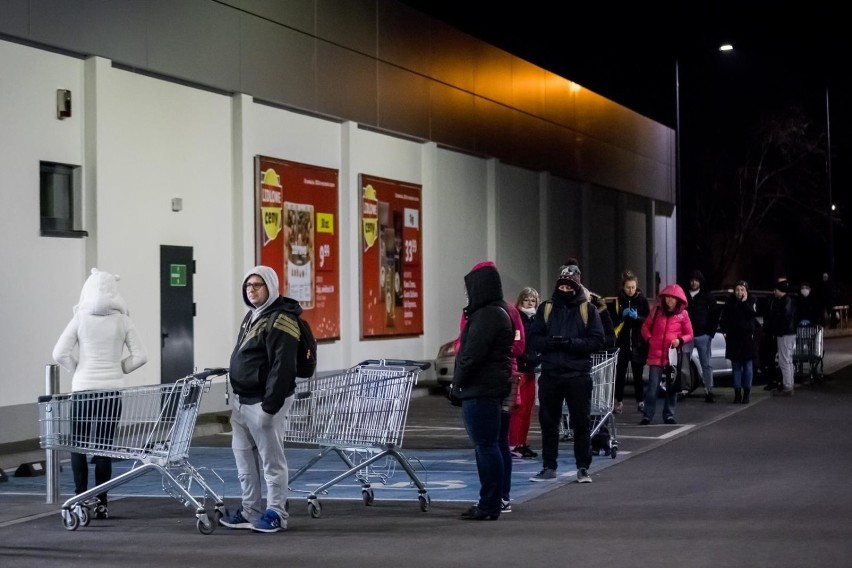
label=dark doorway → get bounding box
[160,245,194,383]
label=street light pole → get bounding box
[825,86,835,287]
[675,59,682,282]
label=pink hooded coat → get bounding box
[641,283,694,367]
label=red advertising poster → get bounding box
[256,156,340,340]
[359,174,423,338]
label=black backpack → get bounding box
[294,316,317,378]
[260,312,317,378]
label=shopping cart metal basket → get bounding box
[282,359,430,518]
[793,324,824,382]
[559,348,620,459]
[38,368,229,534]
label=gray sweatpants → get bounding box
[230,395,294,523]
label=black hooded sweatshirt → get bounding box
[451,265,514,401]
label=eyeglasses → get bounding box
[244,282,266,290]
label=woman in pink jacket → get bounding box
[639,283,693,425]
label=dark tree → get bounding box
[687,106,836,287]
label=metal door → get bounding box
[160,245,194,383]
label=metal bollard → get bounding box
[45,364,60,504]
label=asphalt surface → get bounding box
[2,336,852,567]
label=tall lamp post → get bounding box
[825,86,835,289]
[674,44,731,283]
[675,59,682,282]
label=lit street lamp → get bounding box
[674,43,733,283]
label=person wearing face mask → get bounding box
[719,280,758,403]
[527,264,605,483]
[796,281,823,327]
[509,287,540,460]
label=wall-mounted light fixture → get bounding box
[56,89,71,119]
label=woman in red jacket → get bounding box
[639,283,693,425]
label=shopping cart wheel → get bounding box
[213,508,224,525]
[418,494,430,512]
[73,504,91,527]
[308,500,322,519]
[196,515,216,535]
[362,488,375,506]
[62,509,80,531]
[610,445,618,459]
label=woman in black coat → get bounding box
[610,270,650,413]
[719,280,758,403]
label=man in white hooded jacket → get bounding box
[53,268,148,518]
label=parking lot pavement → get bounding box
[2,335,851,568]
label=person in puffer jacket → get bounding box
[527,267,605,484]
[639,283,693,425]
[52,268,148,519]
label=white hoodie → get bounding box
[52,268,148,391]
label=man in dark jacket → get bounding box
[685,270,720,402]
[221,265,302,533]
[766,278,797,396]
[527,267,605,484]
[451,262,514,520]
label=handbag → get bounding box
[668,346,678,369]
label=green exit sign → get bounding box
[170,264,187,286]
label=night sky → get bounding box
[400,1,850,293]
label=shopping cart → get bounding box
[793,324,824,382]
[38,368,229,534]
[282,359,430,518]
[559,348,620,458]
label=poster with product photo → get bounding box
[255,156,340,340]
[359,174,423,338]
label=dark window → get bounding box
[40,161,86,237]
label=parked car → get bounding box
[434,339,457,392]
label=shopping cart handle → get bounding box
[195,367,229,379]
[357,359,431,371]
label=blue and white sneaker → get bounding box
[252,509,285,533]
[219,508,252,530]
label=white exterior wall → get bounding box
[0,40,674,444]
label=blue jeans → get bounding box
[692,334,713,390]
[731,360,753,389]
[461,397,504,515]
[500,410,512,502]
[643,365,677,422]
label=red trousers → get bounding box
[508,372,537,447]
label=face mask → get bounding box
[801,289,810,297]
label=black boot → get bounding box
[742,389,751,404]
[733,388,742,404]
